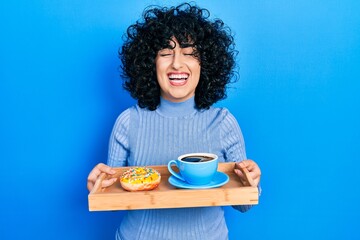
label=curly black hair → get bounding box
[119,2,237,110]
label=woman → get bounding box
[87,3,261,240]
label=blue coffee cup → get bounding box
[167,153,218,185]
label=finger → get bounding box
[245,161,261,185]
[234,169,247,186]
[238,160,255,169]
[96,163,116,175]
[88,164,115,182]
[234,168,245,178]
[236,161,254,173]
[87,170,101,192]
[235,161,259,187]
[249,171,261,186]
[87,163,116,192]
[237,161,247,168]
[250,166,261,183]
[87,167,101,183]
[240,160,261,176]
[87,181,94,192]
[101,178,117,188]
[234,163,248,182]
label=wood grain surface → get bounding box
[88,162,259,211]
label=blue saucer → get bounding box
[168,172,229,189]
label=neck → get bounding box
[156,96,197,117]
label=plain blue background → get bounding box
[1,0,359,239]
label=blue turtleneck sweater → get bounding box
[108,96,249,240]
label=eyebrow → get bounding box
[159,43,195,51]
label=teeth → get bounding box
[168,73,188,79]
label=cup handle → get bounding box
[168,160,186,182]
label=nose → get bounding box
[171,52,184,70]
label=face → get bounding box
[155,38,201,103]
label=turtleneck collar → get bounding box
[156,96,197,118]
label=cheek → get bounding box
[193,65,201,80]
[191,61,201,73]
[156,60,170,75]
[155,64,165,80]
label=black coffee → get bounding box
[181,156,214,162]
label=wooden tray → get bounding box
[88,162,258,211]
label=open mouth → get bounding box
[168,73,189,86]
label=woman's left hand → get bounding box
[234,160,261,187]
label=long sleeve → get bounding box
[107,109,130,167]
[220,109,247,162]
[219,109,255,213]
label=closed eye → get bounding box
[182,47,196,56]
[158,48,173,57]
[159,53,173,57]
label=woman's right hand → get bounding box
[87,163,117,192]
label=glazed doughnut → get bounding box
[120,167,161,191]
